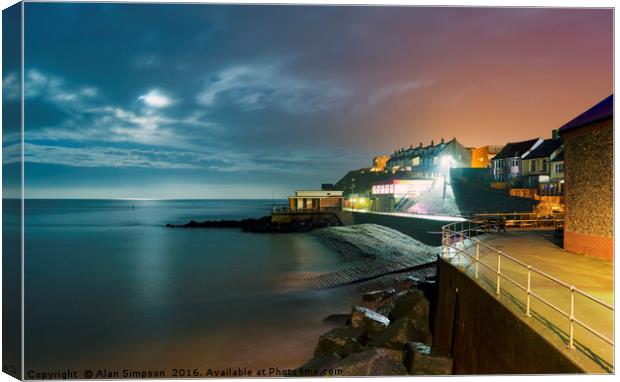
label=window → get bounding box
[555,163,564,174]
[412,157,420,166]
[542,160,547,172]
[530,161,535,172]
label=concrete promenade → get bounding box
[445,230,614,373]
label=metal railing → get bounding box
[441,220,613,353]
[473,212,564,230]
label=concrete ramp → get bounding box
[305,255,436,289]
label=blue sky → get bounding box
[2,4,612,198]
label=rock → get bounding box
[376,303,394,318]
[314,326,366,358]
[330,347,408,376]
[297,353,341,375]
[391,289,430,325]
[383,287,397,298]
[362,287,397,302]
[167,214,342,233]
[322,314,350,326]
[404,342,453,375]
[351,306,390,335]
[362,290,386,302]
[404,275,424,287]
[370,317,433,350]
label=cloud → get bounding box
[5,142,351,173]
[132,54,162,70]
[20,70,217,149]
[138,89,173,108]
[367,79,433,106]
[4,143,221,169]
[2,73,19,99]
[196,63,350,114]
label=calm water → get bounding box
[23,199,360,373]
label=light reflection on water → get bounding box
[23,199,360,372]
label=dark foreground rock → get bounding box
[391,289,430,325]
[371,317,433,349]
[314,326,366,358]
[350,306,390,336]
[166,215,342,233]
[300,273,451,376]
[297,353,341,374]
[403,342,454,375]
[330,348,408,376]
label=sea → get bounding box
[20,199,363,374]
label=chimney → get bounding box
[552,129,560,140]
[410,144,413,149]
[419,142,423,148]
[431,140,434,146]
[441,137,445,144]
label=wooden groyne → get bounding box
[305,255,436,290]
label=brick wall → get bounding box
[564,231,613,261]
[562,118,613,260]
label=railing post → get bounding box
[475,243,480,279]
[442,228,447,259]
[496,251,501,295]
[525,266,532,317]
[568,286,575,349]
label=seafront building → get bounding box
[386,138,471,177]
[370,179,434,212]
[287,190,344,212]
[470,145,503,168]
[559,94,613,260]
[490,138,543,188]
[370,156,389,172]
[549,152,564,195]
[520,134,563,195]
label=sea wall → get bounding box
[343,211,453,246]
[433,257,582,374]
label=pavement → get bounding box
[444,230,614,373]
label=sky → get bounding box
[2,4,613,199]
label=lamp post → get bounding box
[440,155,453,200]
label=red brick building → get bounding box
[559,95,613,260]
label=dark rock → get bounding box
[351,306,390,336]
[330,347,408,376]
[391,289,430,325]
[376,303,394,318]
[403,342,453,375]
[383,287,397,298]
[404,276,424,287]
[370,317,433,350]
[362,290,386,302]
[314,326,366,358]
[322,314,350,326]
[166,214,342,233]
[297,353,341,375]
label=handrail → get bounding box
[441,220,614,354]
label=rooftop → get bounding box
[493,138,541,159]
[523,138,562,160]
[559,94,613,134]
